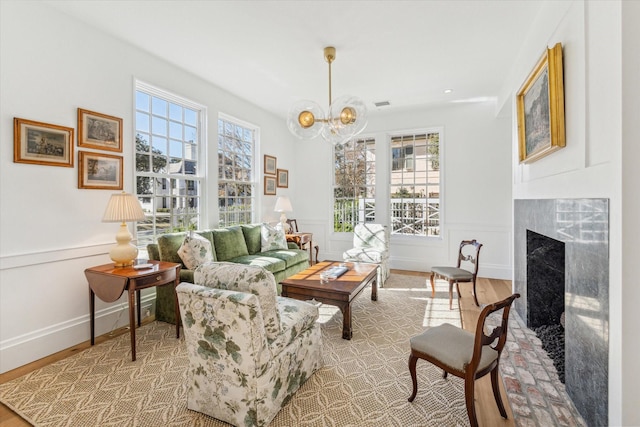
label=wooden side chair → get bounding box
[430,239,483,309]
[287,219,319,264]
[408,293,520,427]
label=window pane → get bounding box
[136,91,150,111]
[169,103,182,121]
[169,121,182,139]
[136,112,150,133]
[185,109,196,126]
[152,97,167,115]
[152,116,167,137]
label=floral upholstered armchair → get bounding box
[176,262,323,427]
[343,223,390,286]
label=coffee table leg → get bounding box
[340,303,353,340]
[371,277,378,301]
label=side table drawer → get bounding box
[133,269,176,288]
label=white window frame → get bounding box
[388,127,443,238]
[217,113,258,227]
[133,80,207,248]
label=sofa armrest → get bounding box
[176,282,271,369]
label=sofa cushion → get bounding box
[194,262,281,341]
[241,223,263,255]
[229,254,287,274]
[261,223,288,252]
[212,226,249,261]
[262,249,309,268]
[178,233,215,270]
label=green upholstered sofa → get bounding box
[147,224,310,324]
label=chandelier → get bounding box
[287,46,368,145]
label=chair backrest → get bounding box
[353,223,389,251]
[457,239,482,276]
[469,293,520,374]
[287,219,299,233]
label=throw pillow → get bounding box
[177,233,214,270]
[261,223,288,252]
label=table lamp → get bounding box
[274,196,293,233]
[102,191,146,267]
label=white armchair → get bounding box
[176,262,323,427]
[342,223,390,286]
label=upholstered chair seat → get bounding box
[430,266,474,282]
[409,323,498,373]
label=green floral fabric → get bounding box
[260,223,287,252]
[177,262,323,427]
[177,233,215,270]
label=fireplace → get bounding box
[514,199,609,427]
[527,230,566,382]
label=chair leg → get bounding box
[448,280,454,310]
[472,278,480,306]
[408,355,419,402]
[314,245,319,264]
[455,281,462,297]
[429,273,436,298]
[464,374,479,427]
[491,367,508,419]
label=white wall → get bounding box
[0,2,297,373]
[503,1,637,424]
[292,101,513,279]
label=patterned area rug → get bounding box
[0,274,469,427]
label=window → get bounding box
[218,116,257,227]
[390,131,441,236]
[134,83,205,248]
[333,137,376,232]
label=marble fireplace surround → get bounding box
[514,199,609,427]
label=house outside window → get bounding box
[333,137,376,232]
[218,115,257,227]
[390,130,441,237]
[134,82,205,248]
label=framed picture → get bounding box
[78,108,123,152]
[13,118,74,167]
[517,43,565,164]
[78,151,123,190]
[264,175,276,195]
[277,169,289,188]
[264,155,277,175]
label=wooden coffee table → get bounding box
[280,260,378,340]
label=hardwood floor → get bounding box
[0,274,514,427]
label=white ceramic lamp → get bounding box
[274,196,293,233]
[102,192,146,267]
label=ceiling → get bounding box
[46,1,544,118]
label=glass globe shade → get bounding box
[287,100,325,139]
[328,95,368,138]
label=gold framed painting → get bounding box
[78,151,123,190]
[264,175,276,195]
[77,108,123,152]
[277,169,289,188]
[13,118,74,167]
[264,155,277,175]
[516,42,565,164]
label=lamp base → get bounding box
[279,213,291,233]
[109,222,139,267]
